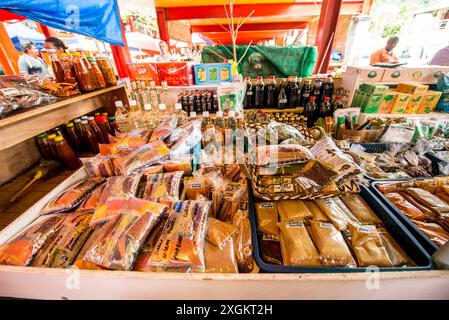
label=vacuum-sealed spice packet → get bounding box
[133,214,169,272]
[0,214,64,266]
[309,221,356,267]
[148,200,210,272]
[142,165,164,175]
[81,155,115,177]
[339,194,382,225]
[31,213,93,268]
[348,223,392,267]
[259,233,283,266]
[113,140,170,175]
[170,122,202,155]
[385,192,428,222]
[314,198,355,231]
[277,200,313,222]
[76,183,105,213]
[206,218,237,249]
[378,227,414,267]
[399,192,435,219]
[233,210,254,273]
[279,221,321,267]
[149,115,178,142]
[184,176,211,200]
[412,220,449,247]
[304,200,329,221]
[143,171,184,207]
[255,202,278,235]
[255,144,314,166]
[404,188,449,216]
[40,177,105,215]
[84,197,167,270]
[205,239,239,273]
[162,155,193,174]
[90,173,142,225]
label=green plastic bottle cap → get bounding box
[36,133,47,138]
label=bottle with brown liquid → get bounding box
[36,133,53,160]
[54,136,81,170]
[108,116,119,136]
[65,122,82,152]
[46,133,60,161]
[95,114,111,143]
[88,116,105,144]
[80,120,99,153]
[71,52,96,92]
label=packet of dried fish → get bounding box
[149,114,178,142]
[279,221,321,267]
[84,197,167,270]
[40,177,105,215]
[90,173,142,225]
[0,214,64,266]
[31,213,93,268]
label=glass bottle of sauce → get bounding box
[52,127,67,142]
[65,122,82,152]
[96,55,117,87]
[36,133,53,160]
[54,136,81,170]
[58,53,78,84]
[108,116,119,136]
[80,120,99,153]
[87,57,106,89]
[72,52,96,92]
[47,133,60,161]
[47,49,65,83]
[88,116,105,144]
[94,115,111,144]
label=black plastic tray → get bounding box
[249,185,434,273]
[370,179,440,255]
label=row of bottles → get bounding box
[243,76,335,110]
[178,90,219,116]
[304,95,344,128]
[129,80,172,112]
[48,49,117,93]
[36,113,118,169]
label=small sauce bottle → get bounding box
[108,116,119,136]
[88,116,105,144]
[54,136,81,170]
[46,133,60,161]
[65,122,82,152]
[80,120,99,154]
[95,114,111,143]
[36,133,53,160]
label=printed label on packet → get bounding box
[358,225,375,233]
[259,202,274,209]
[262,234,280,241]
[320,222,334,229]
[286,221,305,228]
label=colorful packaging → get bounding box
[359,83,388,95]
[360,94,382,114]
[396,83,429,94]
[81,156,115,177]
[378,91,398,114]
[149,115,178,142]
[143,171,184,207]
[113,140,170,175]
[162,155,193,174]
[127,62,160,85]
[390,91,411,114]
[83,197,167,270]
[194,63,232,85]
[157,62,194,86]
[405,92,425,114]
[232,209,254,272]
[91,173,142,225]
[417,90,442,114]
[255,202,279,235]
[40,177,105,215]
[435,72,449,112]
[31,213,93,268]
[0,214,64,266]
[76,183,106,213]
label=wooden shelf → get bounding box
[358,112,449,123]
[0,85,128,151]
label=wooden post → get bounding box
[314,0,343,74]
[0,22,19,74]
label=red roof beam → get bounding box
[163,2,364,20]
[192,22,308,33]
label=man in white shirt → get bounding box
[18,42,50,76]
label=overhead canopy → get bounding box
[0,0,124,45]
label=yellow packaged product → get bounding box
[339,194,382,225]
[314,198,354,231]
[255,202,279,235]
[304,200,329,221]
[277,200,313,222]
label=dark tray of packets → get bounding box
[249,184,433,273]
[350,143,445,182]
[371,179,449,255]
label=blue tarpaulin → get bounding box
[0,0,124,46]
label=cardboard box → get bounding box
[421,66,449,84]
[194,63,232,85]
[360,94,382,114]
[157,62,194,86]
[417,90,443,114]
[397,82,429,94]
[127,62,160,85]
[381,68,408,83]
[405,66,434,82]
[378,91,398,114]
[346,66,385,82]
[359,83,388,95]
[390,91,411,114]
[405,92,425,114]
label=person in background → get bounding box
[370,36,400,65]
[18,42,50,76]
[157,40,172,62]
[44,37,68,54]
[429,45,449,66]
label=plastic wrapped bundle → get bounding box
[143,171,184,207]
[80,155,115,177]
[40,177,105,215]
[149,115,178,142]
[76,183,105,213]
[255,144,313,167]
